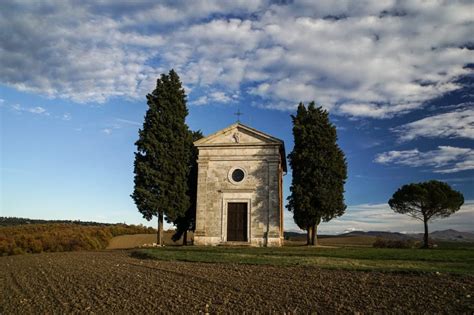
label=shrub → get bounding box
[373,237,420,249]
[0,223,155,256]
[28,238,43,253]
[12,247,24,255]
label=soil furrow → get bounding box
[1,251,472,314]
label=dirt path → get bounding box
[1,251,472,314]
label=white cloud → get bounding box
[115,118,141,126]
[28,106,47,114]
[100,118,141,134]
[375,146,474,173]
[338,102,421,119]
[0,2,165,103]
[0,0,472,118]
[190,96,208,106]
[9,103,49,116]
[246,1,473,117]
[209,91,232,103]
[6,102,74,121]
[190,90,234,106]
[119,1,267,26]
[394,106,474,141]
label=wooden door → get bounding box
[227,203,248,242]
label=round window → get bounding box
[231,169,245,182]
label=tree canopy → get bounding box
[287,102,347,245]
[389,180,464,248]
[131,69,191,245]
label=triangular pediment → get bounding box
[194,123,283,146]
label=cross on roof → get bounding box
[234,108,243,122]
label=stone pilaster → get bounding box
[194,158,208,241]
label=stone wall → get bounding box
[194,144,283,246]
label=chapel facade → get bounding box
[193,123,286,247]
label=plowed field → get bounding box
[1,251,472,313]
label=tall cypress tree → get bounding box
[287,104,316,243]
[172,130,203,245]
[131,69,191,246]
[287,102,347,245]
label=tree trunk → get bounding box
[306,226,311,245]
[311,224,318,246]
[423,218,429,249]
[157,212,164,246]
[183,229,188,246]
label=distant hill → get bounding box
[408,229,474,242]
[284,229,474,242]
[284,231,412,241]
[341,231,413,240]
[0,217,122,227]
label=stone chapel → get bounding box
[193,122,286,247]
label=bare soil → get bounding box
[1,251,472,314]
[106,234,157,249]
[106,231,192,249]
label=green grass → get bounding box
[131,245,474,275]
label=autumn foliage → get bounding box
[0,222,155,255]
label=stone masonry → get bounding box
[193,123,286,247]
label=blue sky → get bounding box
[1,0,473,234]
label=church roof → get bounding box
[194,122,287,173]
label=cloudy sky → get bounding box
[1,0,473,234]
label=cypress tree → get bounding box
[172,130,203,245]
[287,102,347,245]
[131,70,191,246]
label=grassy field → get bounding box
[290,235,377,247]
[132,245,474,275]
